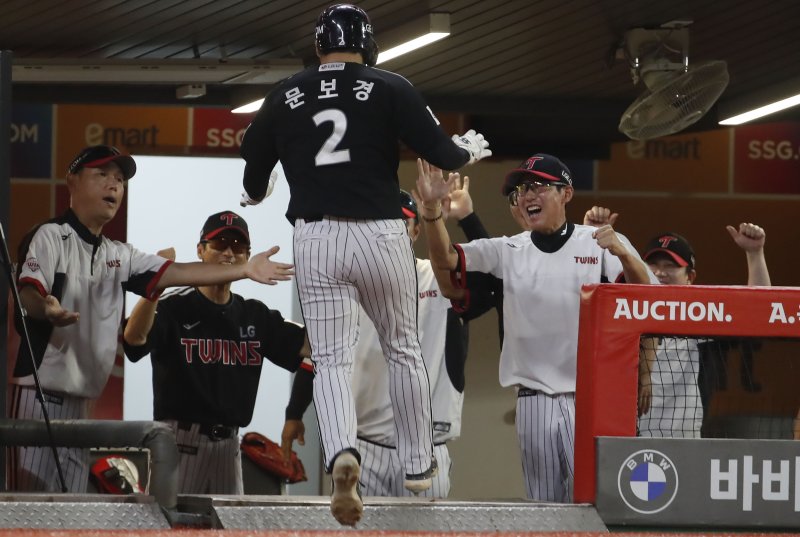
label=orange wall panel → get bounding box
[9,183,52,260]
[54,105,190,176]
[597,129,730,193]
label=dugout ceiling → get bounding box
[3,0,800,157]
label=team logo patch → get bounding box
[319,62,345,71]
[26,257,40,272]
[617,449,679,514]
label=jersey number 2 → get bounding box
[313,109,351,166]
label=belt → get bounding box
[177,421,238,441]
[518,387,541,397]
[303,215,324,222]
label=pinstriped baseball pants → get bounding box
[162,420,243,494]
[516,390,575,502]
[356,437,451,497]
[7,384,90,492]
[294,217,434,476]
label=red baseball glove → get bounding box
[241,431,307,484]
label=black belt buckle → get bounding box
[206,424,234,441]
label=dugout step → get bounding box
[0,493,170,529]
[180,494,608,531]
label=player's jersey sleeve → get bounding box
[602,232,658,284]
[255,303,306,372]
[121,296,172,362]
[456,238,505,279]
[241,86,282,201]
[122,246,173,300]
[17,225,59,297]
[458,212,490,241]
[390,74,469,171]
[454,271,499,321]
[286,364,315,420]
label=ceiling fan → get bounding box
[617,22,729,141]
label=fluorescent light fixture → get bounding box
[719,93,800,125]
[377,12,451,64]
[232,98,263,114]
[377,32,449,64]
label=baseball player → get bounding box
[122,211,313,494]
[9,145,292,493]
[636,224,770,438]
[416,155,655,502]
[282,189,497,498]
[239,3,491,525]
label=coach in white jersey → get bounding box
[239,3,491,526]
[10,145,294,493]
[417,154,654,502]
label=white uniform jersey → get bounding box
[353,259,460,445]
[15,211,169,398]
[457,225,649,394]
[638,337,703,438]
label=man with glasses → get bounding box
[123,211,312,494]
[10,147,293,493]
[416,153,654,502]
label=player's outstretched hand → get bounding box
[416,158,456,205]
[583,206,618,228]
[452,129,492,165]
[726,222,766,252]
[246,246,294,285]
[592,224,627,257]
[156,247,176,261]
[448,173,474,220]
[44,295,79,327]
[281,419,305,461]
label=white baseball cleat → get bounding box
[330,452,363,526]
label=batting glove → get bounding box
[240,191,262,207]
[452,129,492,165]
[240,170,278,207]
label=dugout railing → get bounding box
[574,283,800,505]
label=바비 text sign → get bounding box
[596,437,800,529]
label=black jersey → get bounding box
[241,61,469,222]
[123,287,306,427]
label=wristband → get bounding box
[422,212,443,223]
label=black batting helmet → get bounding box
[399,189,418,220]
[315,4,379,66]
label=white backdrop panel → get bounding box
[124,155,297,441]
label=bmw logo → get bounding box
[617,449,679,514]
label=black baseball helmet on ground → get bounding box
[315,4,379,66]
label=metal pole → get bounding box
[0,49,13,492]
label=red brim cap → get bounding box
[644,248,689,267]
[401,207,417,219]
[203,226,250,243]
[82,154,137,180]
